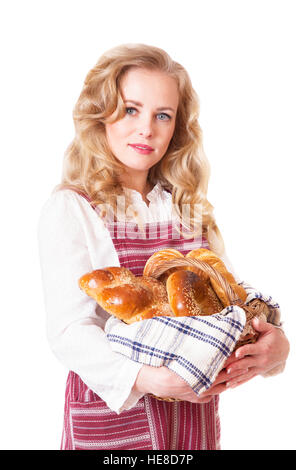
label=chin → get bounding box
[124,161,155,171]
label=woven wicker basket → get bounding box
[147,256,269,402]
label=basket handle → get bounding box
[149,257,244,307]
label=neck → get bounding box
[119,171,153,199]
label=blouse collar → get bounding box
[123,182,169,203]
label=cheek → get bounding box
[106,122,129,148]
[161,123,176,148]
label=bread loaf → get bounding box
[79,267,172,324]
[166,270,223,316]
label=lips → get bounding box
[129,143,154,151]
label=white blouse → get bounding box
[37,183,239,414]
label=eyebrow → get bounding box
[124,99,176,113]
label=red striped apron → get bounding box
[61,198,221,450]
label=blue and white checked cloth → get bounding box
[105,281,282,395]
[240,281,281,326]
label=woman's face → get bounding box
[105,67,179,179]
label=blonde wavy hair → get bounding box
[56,43,225,254]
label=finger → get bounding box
[182,390,215,404]
[195,396,213,404]
[213,366,249,385]
[252,318,273,333]
[219,352,246,376]
[212,369,229,384]
[226,357,257,374]
[226,371,257,389]
[234,342,260,359]
[200,382,228,397]
[222,353,237,368]
[226,367,250,381]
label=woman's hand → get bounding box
[133,364,225,403]
[221,318,290,389]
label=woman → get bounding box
[38,43,289,450]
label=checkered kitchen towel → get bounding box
[239,281,281,326]
[105,282,281,396]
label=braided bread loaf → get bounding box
[79,266,172,324]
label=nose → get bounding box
[138,114,154,138]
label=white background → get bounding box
[0,0,295,450]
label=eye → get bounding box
[157,113,171,121]
[125,107,137,115]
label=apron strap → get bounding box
[73,190,97,211]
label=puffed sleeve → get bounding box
[37,190,144,413]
